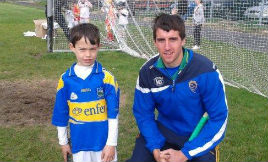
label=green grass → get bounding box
[223,88,268,161]
[0,126,62,161]
[0,2,268,162]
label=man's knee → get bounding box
[126,135,156,162]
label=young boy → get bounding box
[52,23,120,162]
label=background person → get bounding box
[170,0,188,20]
[73,1,80,26]
[117,2,129,42]
[192,0,205,50]
[126,13,228,162]
[54,0,71,40]
[78,0,93,24]
[102,0,116,41]
[65,2,75,29]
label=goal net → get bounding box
[48,0,268,97]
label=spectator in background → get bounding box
[73,2,80,26]
[102,0,116,41]
[65,2,75,29]
[177,0,188,20]
[192,0,205,50]
[170,0,188,20]
[78,0,93,24]
[54,0,70,40]
[186,0,196,19]
[117,2,129,40]
[171,4,178,15]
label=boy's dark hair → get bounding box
[153,13,186,41]
[70,23,100,47]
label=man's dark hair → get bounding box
[153,13,186,41]
[70,23,100,47]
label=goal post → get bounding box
[46,0,53,52]
[47,0,268,98]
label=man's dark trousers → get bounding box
[126,122,217,162]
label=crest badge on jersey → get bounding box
[97,87,104,98]
[189,80,198,93]
[154,77,164,87]
[70,92,78,100]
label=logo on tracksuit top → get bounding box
[154,77,164,87]
[189,80,198,93]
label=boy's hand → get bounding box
[61,144,72,162]
[101,145,115,162]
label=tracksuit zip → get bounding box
[172,80,175,92]
[154,66,179,93]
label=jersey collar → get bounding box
[68,61,102,77]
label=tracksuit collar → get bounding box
[154,48,189,80]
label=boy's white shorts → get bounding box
[73,149,117,162]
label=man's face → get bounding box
[154,28,185,68]
[70,37,99,66]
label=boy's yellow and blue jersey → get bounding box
[52,61,120,153]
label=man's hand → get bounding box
[61,144,72,162]
[160,149,188,162]
[101,145,115,162]
[153,149,168,162]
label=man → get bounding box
[127,13,228,162]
